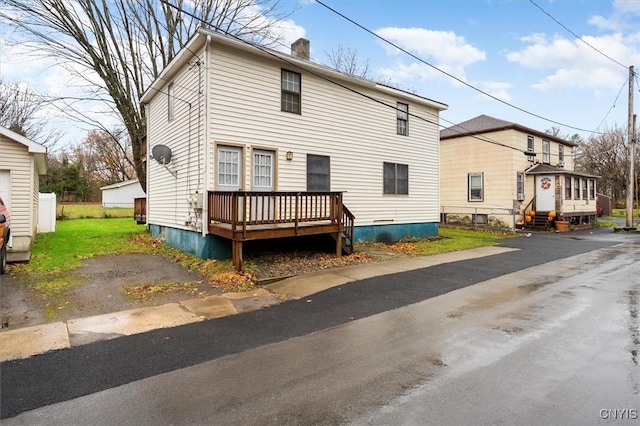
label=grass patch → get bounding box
[58,203,133,219]
[411,227,509,256]
[121,282,202,302]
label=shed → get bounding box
[0,125,47,261]
[100,180,146,208]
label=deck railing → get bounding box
[208,191,344,233]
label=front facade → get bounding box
[0,126,47,261]
[440,115,598,229]
[140,29,447,265]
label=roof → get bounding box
[100,180,141,190]
[440,115,577,147]
[0,125,47,174]
[140,29,448,112]
[525,163,599,178]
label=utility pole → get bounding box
[626,66,635,228]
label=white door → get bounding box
[252,150,275,221]
[536,175,555,211]
[0,170,10,211]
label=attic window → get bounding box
[281,69,301,114]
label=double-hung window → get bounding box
[383,162,408,195]
[527,136,535,161]
[589,179,595,199]
[397,102,408,135]
[307,154,330,191]
[542,140,550,164]
[582,178,588,199]
[558,145,565,166]
[565,176,572,199]
[574,177,581,199]
[468,172,484,201]
[281,69,301,114]
[167,82,175,120]
[517,172,524,201]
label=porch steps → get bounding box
[529,211,551,230]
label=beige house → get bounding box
[440,115,598,229]
[140,29,448,268]
[0,126,47,261]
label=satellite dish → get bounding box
[152,144,173,165]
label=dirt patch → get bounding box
[1,254,221,331]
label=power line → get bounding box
[528,0,628,69]
[314,0,607,135]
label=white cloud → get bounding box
[375,27,486,67]
[589,0,640,31]
[478,81,513,102]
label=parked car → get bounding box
[0,196,9,274]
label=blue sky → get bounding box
[1,0,638,146]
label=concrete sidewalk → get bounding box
[0,246,517,362]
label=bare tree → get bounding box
[72,129,136,184]
[326,44,371,79]
[0,79,61,148]
[0,0,294,191]
[576,125,630,203]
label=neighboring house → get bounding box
[440,115,598,229]
[100,180,146,208]
[139,28,448,269]
[0,126,47,261]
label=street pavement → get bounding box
[0,227,637,421]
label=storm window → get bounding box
[384,162,409,195]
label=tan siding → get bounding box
[0,136,34,238]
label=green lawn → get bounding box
[57,203,134,219]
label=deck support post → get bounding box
[335,232,342,256]
[232,240,243,271]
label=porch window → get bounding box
[558,145,565,166]
[582,178,588,199]
[307,154,330,191]
[218,148,240,186]
[574,177,580,199]
[384,162,408,195]
[281,69,301,114]
[516,172,524,201]
[565,176,572,199]
[542,140,550,163]
[527,136,535,161]
[397,102,408,136]
[589,179,595,199]
[468,172,483,201]
[167,82,175,120]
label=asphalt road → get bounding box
[1,228,638,424]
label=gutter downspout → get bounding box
[202,34,211,238]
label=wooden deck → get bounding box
[208,191,354,270]
[134,197,146,224]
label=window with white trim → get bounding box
[558,145,565,166]
[517,172,524,201]
[574,177,580,199]
[397,102,408,136]
[218,148,240,186]
[589,179,595,199]
[527,136,535,161]
[384,162,408,195]
[167,82,175,120]
[582,178,588,199]
[542,140,550,163]
[253,152,273,188]
[565,176,572,199]
[468,172,484,201]
[281,69,301,114]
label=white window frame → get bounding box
[527,136,535,161]
[558,145,564,167]
[217,147,240,187]
[281,69,301,114]
[397,102,408,136]
[542,140,550,163]
[253,151,273,189]
[516,172,525,201]
[468,172,484,202]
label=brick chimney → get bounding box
[291,38,310,60]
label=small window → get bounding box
[565,176,572,199]
[517,172,524,200]
[527,136,535,161]
[218,147,240,186]
[589,179,595,199]
[397,102,408,136]
[542,140,550,163]
[558,145,564,166]
[307,154,330,191]
[167,82,175,120]
[468,172,483,201]
[281,69,301,114]
[582,178,588,199]
[253,152,273,188]
[574,177,580,199]
[384,162,408,195]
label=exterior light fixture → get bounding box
[286,151,293,160]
